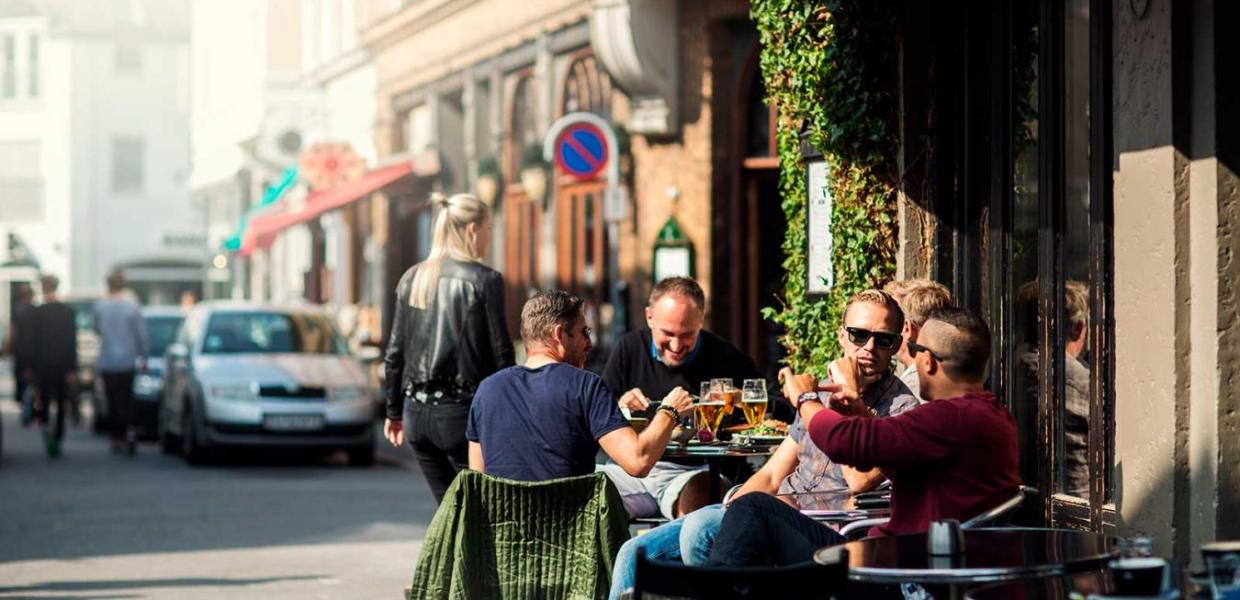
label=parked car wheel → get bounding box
[181,402,210,465]
[346,442,375,467]
[158,407,181,455]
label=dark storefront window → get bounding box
[927,0,1114,530]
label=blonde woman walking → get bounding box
[383,193,515,502]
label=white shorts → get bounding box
[596,461,708,519]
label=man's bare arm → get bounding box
[729,436,799,504]
[598,386,693,476]
[840,465,885,493]
[468,441,485,472]
[597,410,677,477]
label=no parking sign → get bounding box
[543,112,626,222]
[554,122,609,181]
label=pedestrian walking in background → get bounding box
[383,192,514,503]
[93,270,148,456]
[30,275,77,457]
[4,284,38,425]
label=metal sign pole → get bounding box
[543,112,628,337]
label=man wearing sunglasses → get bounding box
[608,289,918,599]
[703,307,1020,568]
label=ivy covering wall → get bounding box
[751,1,902,376]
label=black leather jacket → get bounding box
[384,259,515,420]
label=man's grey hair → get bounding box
[521,290,584,346]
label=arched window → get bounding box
[562,55,613,117]
[507,74,540,181]
[502,70,541,334]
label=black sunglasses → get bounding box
[844,326,902,350]
[906,340,944,361]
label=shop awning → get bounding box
[223,167,299,252]
[240,160,414,256]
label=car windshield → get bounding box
[65,300,96,330]
[202,312,346,355]
[145,315,184,357]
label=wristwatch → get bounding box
[796,391,822,410]
[656,404,680,420]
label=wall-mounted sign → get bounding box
[163,233,207,247]
[298,142,365,191]
[652,216,694,283]
[553,122,610,181]
[804,147,833,298]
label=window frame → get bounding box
[114,41,143,76]
[2,32,15,99]
[939,0,1116,532]
[111,135,146,194]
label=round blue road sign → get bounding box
[554,122,609,181]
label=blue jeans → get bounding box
[608,504,725,600]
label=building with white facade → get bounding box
[0,0,199,306]
[189,0,328,302]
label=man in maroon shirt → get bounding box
[705,307,1020,567]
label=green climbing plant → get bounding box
[751,1,901,376]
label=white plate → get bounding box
[751,434,787,441]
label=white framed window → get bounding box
[115,42,142,75]
[0,140,44,221]
[2,33,15,98]
[112,136,144,193]
[28,33,38,97]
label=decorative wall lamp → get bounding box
[475,155,502,206]
[520,142,549,208]
[800,129,833,299]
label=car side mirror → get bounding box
[167,342,189,360]
[356,345,382,362]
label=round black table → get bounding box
[662,442,775,502]
[966,567,1197,599]
[814,528,1117,600]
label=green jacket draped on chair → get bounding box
[409,470,631,600]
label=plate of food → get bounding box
[733,420,789,445]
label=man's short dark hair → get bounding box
[649,277,705,313]
[106,270,126,292]
[40,274,59,294]
[925,307,992,381]
[521,290,584,346]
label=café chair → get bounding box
[839,486,1038,540]
[408,470,629,600]
[840,517,889,540]
[632,546,850,599]
[961,486,1036,530]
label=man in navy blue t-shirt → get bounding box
[467,291,694,481]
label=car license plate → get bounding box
[263,414,325,432]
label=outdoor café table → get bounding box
[661,442,776,502]
[965,568,1193,600]
[812,527,1117,600]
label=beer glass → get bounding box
[712,378,739,417]
[694,381,727,438]
[741,379,768,426]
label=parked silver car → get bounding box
[159,303,378,466]
[132,306,186,437]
